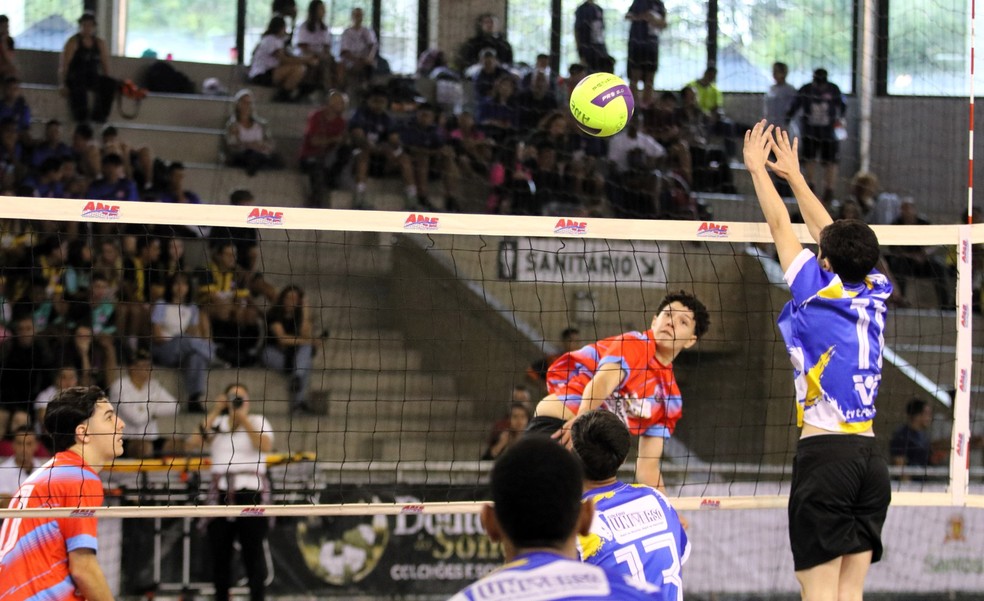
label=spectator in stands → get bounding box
[0,313,54,437]
[86,153,139,203]
[688,66,742,159]
[24,157,65,199]
[0,76,30,146]
[607,116,668,219]
[558,63,587,107]
[109,347,178,458]
[34,366,79,427]
[0,117,25,189]
[527,327,580,384]
[249,16,315,103]
[59,11,116,124]
[764,61,796,130]
[158,161,201,204]
[349,86,414,209]
[91,239,122,295]
[264,285,317,414]
[0,15,16,80]
[482,401,531,459]
[449,111,493,182]
[30,119,73,172]
[515,70,559,132]
[0,426,41,505]
[574,0,615,73]
[643,91,690,184]
[296,0,337,91]
[70,122,100,179]
[458,14,514,73]
[272,0,299,36]
[625,0,666,108]
[885,198,950,309]
[339,7,378,93]
[476,74,520,145]
[520,54,556,93]
[786,67,847,205]
[151,272,215,413]
[66,272,119,355]
[300,90,351,208]
[224,89,285,176]
[100,126,154,191]
[471,48,509,100]
[208,189,279,303]
[399,103,461,211]
[62,241,92,303]
[187,383,272,601]
[846,171,901,225]
[197,240,263,368]
[890,398,934,481]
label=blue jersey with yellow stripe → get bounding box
[577,482,688,601]
[777,249,892,432]
[448,550,659,600]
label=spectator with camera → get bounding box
[186,383,273,601]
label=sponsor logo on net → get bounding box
[81,201,120,220]
[404,214,439,231]
[554,218,587,235]
[699,498,721,509]
[401,504,425,513]
[961,239,970,264]
[961,304,970,328]
[241,507,266,516]
[247,208,284,226]
[70,509,97,518]
[697,222,728,238]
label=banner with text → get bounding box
[497,238,668,285]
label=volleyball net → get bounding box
[0,198,982,596]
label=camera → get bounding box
[230,395,245,409]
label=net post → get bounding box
[950,224,974,506]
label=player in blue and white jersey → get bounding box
[744,121,892,601]
[572,410,688,601]
[448,435,659,601]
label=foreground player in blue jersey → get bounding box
[572,410,689,600]
[744,121,892,601]
[448,435,660,601]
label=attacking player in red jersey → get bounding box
[0,386,125,601]
[528,290,709,491]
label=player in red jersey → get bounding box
[528,290,709,491]
[0,385,125,601]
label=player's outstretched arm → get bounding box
[553,362,624,447]
[769,127,832,244]
[743,120,802,271]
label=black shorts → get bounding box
[801,130,839,163]
[788,435,891,571]
[628,41,659,73]
[250,70,274,87]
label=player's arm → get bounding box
[636,435,665,492]
[768,126,832,244]
[742,120,802,271]
[68,548,114,601]
[554,362,624,446]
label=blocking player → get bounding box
[0,386,125,601]
[743,120,892,600]
[572,410,689,600]
[448,435,660,601]
[528,290,710,491]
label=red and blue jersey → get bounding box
[0,451,104,601]
[449,551,660,600]
[547,330,683,438]
[579,482,689,601]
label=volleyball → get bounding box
[569,72,635,137]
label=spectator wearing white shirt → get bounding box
[339,8,377,91]
[33,366,79,428]
[763,61,797,131]
[248,16,316,102]
[296,0,336,90]
[606,117,668,218]
[186,383,273,601]
[0,426,42,506]
[150,272,215,413]
[109,348,178,459]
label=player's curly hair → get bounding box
[818,219,880,284]
[45,386,106,453]
[571,410,631,482]
[658,290,710,339]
